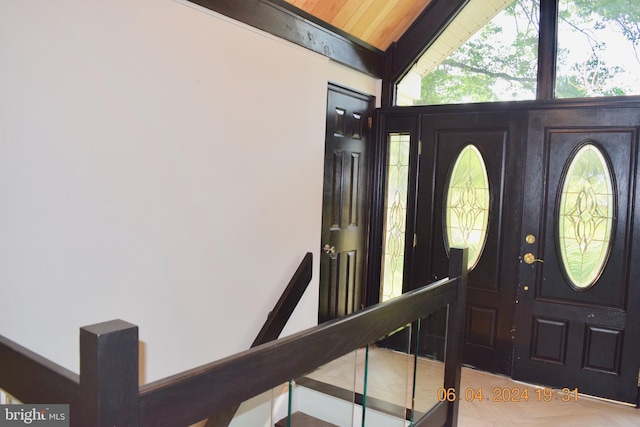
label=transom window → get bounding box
[556,0,640,98]
[397,0,640,105]
[397,0,538,105]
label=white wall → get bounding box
[0,0,379,382]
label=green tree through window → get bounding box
[417,0,539,105]
[401,0,640,105]
[556,0,640,97]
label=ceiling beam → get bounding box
[187,0,385,77]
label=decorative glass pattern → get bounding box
[381,133,410,302]
[445,145,490,270]
[558,144,614,289]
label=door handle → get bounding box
[322,244,336,254]
[523,253,543,264]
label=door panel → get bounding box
[319,84,374,323]
[513,108,640,404]
[412,113,524,374]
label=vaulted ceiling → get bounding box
[282,0,433,50]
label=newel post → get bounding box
[76,320,139,427]
[444,248,468,427]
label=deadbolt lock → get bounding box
[525,234,536,244]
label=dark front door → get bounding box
[412,112,524,375]
[513,108,640,404]
[318,84,375,323]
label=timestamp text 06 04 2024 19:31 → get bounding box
[436,387,579,403]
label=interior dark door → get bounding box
[318,84,375,323]
[513,108,640,404]
[412,112,524,375]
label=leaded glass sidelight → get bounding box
[558,144,614,290]
[444,145,490,270]
[381,133,410,302]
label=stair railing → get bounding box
[251,252,313,347]
[205,252,313,427]
[0,248,468,427]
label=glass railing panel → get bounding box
[362,324,413,427]
[284,349,359,427]
[412,315,446,423]
[227,390,273,427]
[271,381,294,427]
[414,306,447,362]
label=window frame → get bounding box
[385,0,573,105]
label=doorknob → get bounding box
[322,244,336,254]
[523,253,543,264]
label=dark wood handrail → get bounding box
[0,335,79,404]
[0,319,140,427]
[205,252,313,427]
[139,278,457,426]
[139,248,467,427]
[252,252,313,347]
[0,248,468,427]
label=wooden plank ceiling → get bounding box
[283,0,433,51]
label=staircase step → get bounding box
[274,411,340,427]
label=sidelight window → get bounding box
[558,143,614,290]
[444,144,490,270]
[381,133,411,301]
